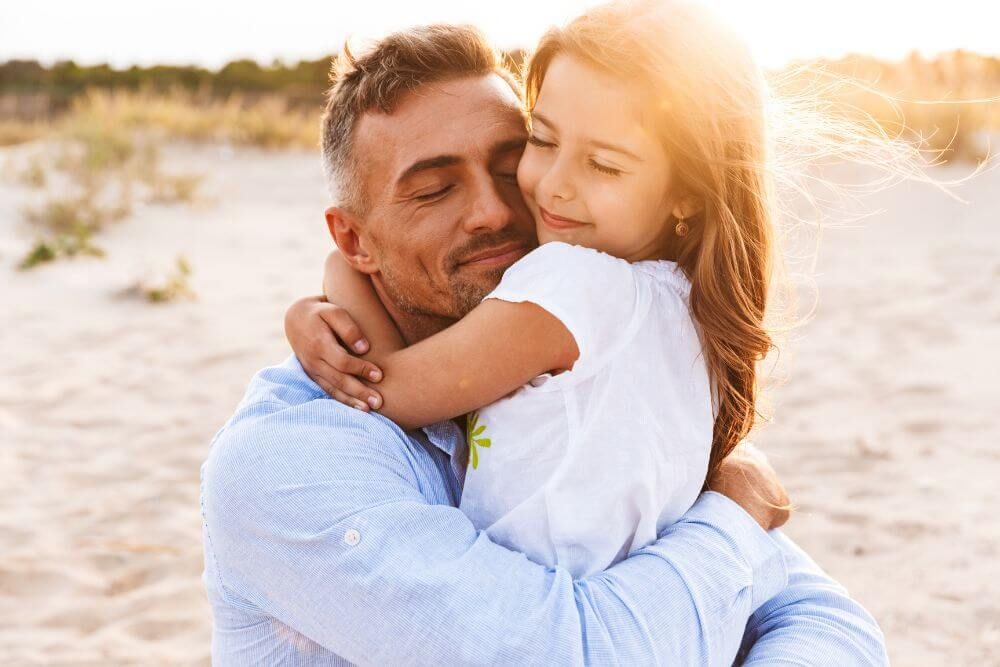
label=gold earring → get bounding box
[674,216,689,237]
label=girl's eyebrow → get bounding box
[531,111,644,163]
[589,138,644,163]
[530,111,555,130]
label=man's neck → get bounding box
[371,280,456,346]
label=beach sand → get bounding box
[1,143,997,665]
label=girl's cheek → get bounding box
[517,148,541,203]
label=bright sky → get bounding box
[3,0,997,70]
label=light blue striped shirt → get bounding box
[200,356,888,665]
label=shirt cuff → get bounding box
[685,491,788,610]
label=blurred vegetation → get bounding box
[12,104,203,269]
[56,88,318,149]
[0,57,331,115]
[0,49,996,160]
[113,254,196,303]
[135,255,196,303]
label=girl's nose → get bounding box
[539,158,576,203]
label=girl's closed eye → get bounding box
[588,159,623,177]
[527,134,556,148]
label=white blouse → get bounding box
[459,241,715,578]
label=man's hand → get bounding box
[707,442,791,532]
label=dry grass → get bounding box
[8,89,306,273]
[63,89,318,150]
[17,190,131,269]
[18,155,47,188]
[120,255,196,303]
[145,172,201,204]
[0,119,47,146]
[25,192,130,232]
[18,230,105,270]
[13,106,204,270]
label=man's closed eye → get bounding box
[414,185,453,201]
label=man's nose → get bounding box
[462,175,516,234]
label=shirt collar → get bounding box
[421,420,467,489]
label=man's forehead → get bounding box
[355,74,526,174]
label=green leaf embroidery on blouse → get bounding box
[466,410,492,470]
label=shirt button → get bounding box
[343,529,361,546]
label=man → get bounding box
[201,25,888,665]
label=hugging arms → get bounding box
[202,358,886,664]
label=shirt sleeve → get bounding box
[485,242,641,374]
[203,401,790,665]
[737,531,890,666]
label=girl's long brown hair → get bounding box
[523,1,794,479]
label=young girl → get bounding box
[288,0,777,578]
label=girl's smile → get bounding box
[538,206,590,232]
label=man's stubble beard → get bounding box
[378,227,535,322]
[379,259,505,322]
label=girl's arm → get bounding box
[284,251,401,410]
[321,251,407,356]
[370,297,578,430]
[287,251,579,425]
[321,251,578,429]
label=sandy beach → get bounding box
[1,141,997,665]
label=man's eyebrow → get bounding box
[397,155,461,184]
[532,111,644,162]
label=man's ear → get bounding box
[325,206,378,275]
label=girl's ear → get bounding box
[325,206,378,275]
[671,196,704,221]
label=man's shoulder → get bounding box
[224,354,339,421]
[202,355,413,500]
[218,354,403,434]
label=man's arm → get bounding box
[203,393,785,665]
[714,444,888,665]
[738,531,889,665]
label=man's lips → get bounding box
[458,243,528,268]
[539,207,588,232]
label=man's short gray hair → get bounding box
[320,24,521,213]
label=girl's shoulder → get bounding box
[509,242,691,311]
[500,241,637,295]
[633,258,692,299]
[517,241,629,271]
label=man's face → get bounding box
[352,74,537,321]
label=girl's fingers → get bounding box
[319,305,369,355]
[326,345,382,383]
[311,374,341,402]
[331,387,370,412]
[315,368,370,411]
[315,359,382,410]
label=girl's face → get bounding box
[517,54,678,262]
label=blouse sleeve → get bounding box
[484,242,640,374]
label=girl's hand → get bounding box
[284,295,384,412]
